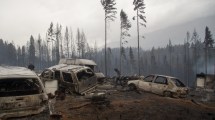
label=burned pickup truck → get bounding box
[40,64,98,96]
[0,66,49,120]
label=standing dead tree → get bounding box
[133,0,146,75]
[101,0,117,76]
[120,9,131,73]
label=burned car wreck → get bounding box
[0,66,49,120]
[40,64,98,96]
[127,74,189,98]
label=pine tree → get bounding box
[47,22,55,62]
[7,43,17,65]
[29,35,35,64]
[76,28,81,57]
[120,9,131,72]
[70,28,75,58]
[101,0,117,76]
[133,0,146,75]
[21,46,26,66]
[64,27,70,58]
[191,29,201,75]
[37,34,42,69]
[81,31,86,58]
[0,39,4,64]
[167,39,172,75]
[204,26,214,48]
[204,26,214,75]
[55,24,61,62]
[17,46,22,66]
[129,47,135,73]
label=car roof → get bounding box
[59,58,97,66]
[149,74,177,79]
[47,64,90,73]
[0,66,38,78]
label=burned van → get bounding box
[40,64,98,95]
[0,66,49,120]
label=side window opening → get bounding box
[62,72,73,83]
[77,69,94,82]
[50,72,54,79]
[154,77,168,85]
[54,70,61,81]
[171,78,185,87]
[144,75,154,82]
[0,78,43,97]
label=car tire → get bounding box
[128,84,137,91]
[163,91,172,97]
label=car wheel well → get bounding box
[128,83,137,90]
[163,91,172,97]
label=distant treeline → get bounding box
[0,24,214,87]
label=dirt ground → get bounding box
[54,86,215,120]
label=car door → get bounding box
[61,71,74,87]
[138,75,155,91]
[76,68,97,93]
[151,76,168,95]
[44,70,60,95]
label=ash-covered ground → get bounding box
[53,84,215,120]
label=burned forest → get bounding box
[0,0,215,120]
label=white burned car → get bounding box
[40,64,98,95]
[127,74,189,97]
[0,66,49,120]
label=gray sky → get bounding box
[0,0,215,49]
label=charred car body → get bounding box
[59,58,97,71]
[127,74,189,97]
[40,64,98,95]
[59,58,105,82]
[0,66,49,120]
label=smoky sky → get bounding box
[0,0,215,49]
